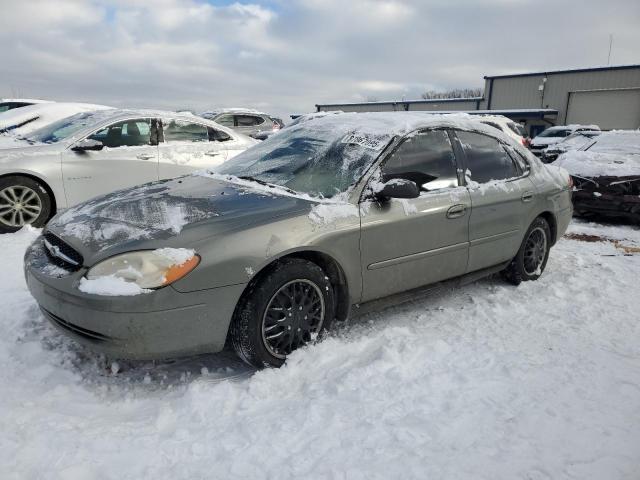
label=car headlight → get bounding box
[85,248,200,289]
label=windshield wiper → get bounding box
[237,176,298,195]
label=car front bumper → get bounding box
[25,239,246,360]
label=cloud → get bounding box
[1,0,639,119]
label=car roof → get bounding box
[299,111,515,142]
[201,108,269,117]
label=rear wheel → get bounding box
[230,258,335,368]
[0,176,52,233]
[502,217,551,285]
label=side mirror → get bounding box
[72,139,104,152]
[377,178,420,200]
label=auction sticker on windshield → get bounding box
[341,132,389,151]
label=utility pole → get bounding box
[607,34,613,65]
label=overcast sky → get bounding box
[2,0,639,119]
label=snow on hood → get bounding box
[554,150,640,178]
[46,175,314,256]
[0,102,112,136]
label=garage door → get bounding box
[566,88,640,130]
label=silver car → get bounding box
[0,109,256,233]
[200,109,281,140]
[24,113,573,368]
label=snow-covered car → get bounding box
[199,108,281,140]
[0,98,52,114]
[0,109,256,233]
[25,112,573,368]
[0,102,111,137]
[287,110,344,128]
[554,130,640,221]
[541,130,601,164]
[476,115,529,147]
[530,124,600,157]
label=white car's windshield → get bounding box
[24,111,102,144]
[538,128,570,138]
[216,118,393,198]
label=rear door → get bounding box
[61,118,159,206]
[359,129,471,302]
[452,130,537,273]
[158,118,230,179]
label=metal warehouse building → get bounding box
[316,64,640,136]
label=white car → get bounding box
[475,115,528,147]
[0,98,53,114]
[530,124,600,156]
[0,109,257,232]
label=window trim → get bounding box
[449,128,530,186]
[76,117,158,149]
[373,127,464,196]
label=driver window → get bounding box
[382,130,459,191]
[88,119,151,148]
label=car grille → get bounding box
[41,308,111,343]
[43,232,84,271]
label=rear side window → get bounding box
[382,130,459,191]
[163,120,208,143]
[215,114,234,127]
[236,115,264,127]
[456,130,519,183]
[89,119,152,148]
[480,121,503,132]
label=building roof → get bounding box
[316,97,482,109]
[484,64,640,80]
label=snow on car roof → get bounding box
[200,108,268,116]
[0,98,53,104]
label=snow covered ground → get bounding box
[1,220,639,479]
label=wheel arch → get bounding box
[227,248,351,342]
[0,172,58,220]
[537,211,558,245]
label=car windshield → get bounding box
[23,111,103,144]
[216,118,393,198]
[587,132,640,155]
[538,128,570,138]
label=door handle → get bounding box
[446,204,467,219]
[205,151,223,157]
[521,191,534,202]
[136,154,155,160]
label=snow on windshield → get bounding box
[24,110,114,144]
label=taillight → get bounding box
[568,176,574,189]
[272,121,280,131]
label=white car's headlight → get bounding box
[85,248,200,289]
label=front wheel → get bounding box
[230,258,335,368]
[0,176,52,233]
[502,217,551,285]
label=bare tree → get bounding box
[421,88,483,100]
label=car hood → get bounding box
[0,142,59,161]
[45,174,314,264]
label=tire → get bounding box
[230,258,335,368]
[0,176,52,233]
[502,217,552,286]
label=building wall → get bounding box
[486,67,640,125]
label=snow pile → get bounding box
[308,201,359,225]
[1,221,640,478]
[79,275,151,296]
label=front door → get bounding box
[452,129,538,273]
[359,129,470,302]
[61,118,159,206]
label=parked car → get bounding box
[25,112,573,368]
[554,130,640,221]
[476,115,529,147]
[0,98,52,113]
[541,130,601,163]
[0,102,111,136]
[287,110,344,128]
[529,124,600,156]
[0,109,256,232]
[199,108,281,140]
